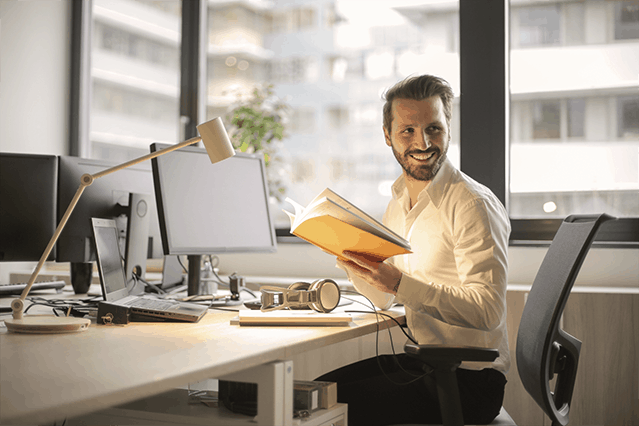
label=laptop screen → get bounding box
[92,218,130,301]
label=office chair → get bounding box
[401,213,614,426]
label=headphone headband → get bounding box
[260,279,340,313]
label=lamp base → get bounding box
[4,315,90,334]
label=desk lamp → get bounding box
[5,117,235,334]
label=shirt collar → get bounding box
[391,157,454,210]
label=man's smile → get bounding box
[408,150,437,163]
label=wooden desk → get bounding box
[0,301,405,425]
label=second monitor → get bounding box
[150,144,277,295]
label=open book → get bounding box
[283,188,411,262]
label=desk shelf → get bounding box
[67,388,347,426]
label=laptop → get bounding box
[91,218,207,322]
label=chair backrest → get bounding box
[515,213,614,426]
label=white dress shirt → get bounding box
[346,158,511,374]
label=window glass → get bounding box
[517,5,561,47]
[615,1,639,40]
[618,96,639,138]
[207,0,461,227]
[89,0,182,164]
[567,98,586,138]
[510,0,639,218]
[532,100,561,139]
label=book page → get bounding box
[297,198,410,250]
[283,188,410,251]
[321,188,406,244]
[283,197,307,228]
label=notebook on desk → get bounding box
[91,218,207,323]
[233,310,352,326]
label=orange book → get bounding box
[283,188,411,262]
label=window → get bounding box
[532,100,561,139]
[269,6,316,33]
[268,57,319,83]
[73,0,637,244]
[510,0,639,221]
[567,98,585,138]
[86,0,181,163]
[618,96,639,138]
[518,5,561,47]
[518,98,586,141]
[615,1,639,40]
[206,0,461,228]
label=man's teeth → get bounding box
[410,152,435,160]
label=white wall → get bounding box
[0,0,70,154]
[0,0,71,282]
[1,2,637,290]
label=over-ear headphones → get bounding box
[260,279,341,313]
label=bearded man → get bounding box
[317,75,511,426]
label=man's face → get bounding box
[384,96,450,182]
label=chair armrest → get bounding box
[404,343,499,364]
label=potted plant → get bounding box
[224,83,291,202]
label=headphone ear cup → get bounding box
[309,279,340,313]
[288,282,311,309]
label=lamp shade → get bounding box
[197,117,236,163]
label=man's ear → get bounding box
[383,127,392,147]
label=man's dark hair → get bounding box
[382,75,454,133]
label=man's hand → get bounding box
[337,251,402,295]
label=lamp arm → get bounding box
[10,135,203,320]
[11,178,91,319]
[93,136,201,179]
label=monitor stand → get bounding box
[124,192,151,295]
[187,255,201,296]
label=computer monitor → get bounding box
[57,156,164,293]
[0,153,58,263]
[150,144,277,295]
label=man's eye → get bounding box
[402,128,414,134]
[427,126,441,133]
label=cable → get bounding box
[132,272,166,295]
[177,255,188,274]
[207,256,256,299]
[22,296,99,318]
[208,306,241,312]
[240,287,256,298]
[345,309,417,345]
[340,290,428,385]
[209,255,230,287]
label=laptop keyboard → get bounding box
[124,297,176,311]
[0,280,66,296]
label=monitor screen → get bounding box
[0,153,58,262]
[57,156,163,264]
[150,144,277,256]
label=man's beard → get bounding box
[392,144,448,182]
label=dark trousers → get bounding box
[316,354,506,426]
